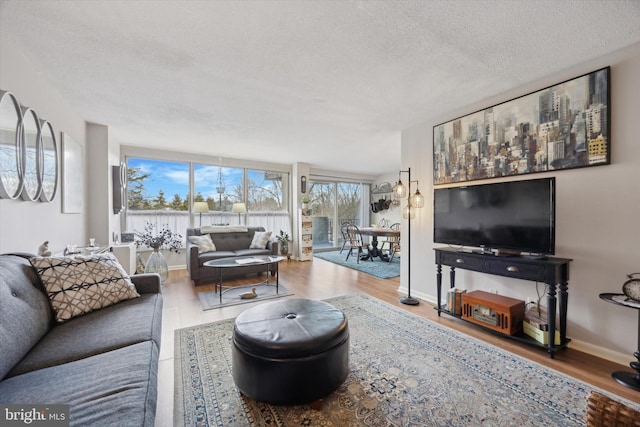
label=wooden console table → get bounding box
[435,247,572,358]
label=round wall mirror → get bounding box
[39,120,58,202]
[0,90,24,199]
[20,107,42,201]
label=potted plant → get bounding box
[276,230,291,255]
[301,196,310,209]
[135,222,183,283]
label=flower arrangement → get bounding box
[135,222,183,252]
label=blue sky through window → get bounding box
[127,158,242,200]
[194,164,243,200]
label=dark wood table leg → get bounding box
[546,282,557,358]
[450,266,456,289]
[559,280,568,342]
[362,236,388,261]
[436,264,442,316]
[374,236,389,261]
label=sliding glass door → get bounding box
[308,180,364,251]
[308,181,334,250]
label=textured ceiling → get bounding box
[2,0,640,175]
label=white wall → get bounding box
[0,41,87,254]
[86,122,123,247]
[400,43,640,364]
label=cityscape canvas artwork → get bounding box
[433,67,610,184]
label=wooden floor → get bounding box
[156,257,639,426]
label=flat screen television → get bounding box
[433,177,555,255]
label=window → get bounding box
[247,169,288,212]
[126,157,190,242]
[124,154,291,239]
[194,164,244,213]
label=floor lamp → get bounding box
[393,167,424,305]
[193,202,209,227]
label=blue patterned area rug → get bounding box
[313,250,400,278]
[174,294,639,426]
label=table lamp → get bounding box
[232,202,247,225]
[193,202,209,226]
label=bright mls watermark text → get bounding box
[1,405,69,426]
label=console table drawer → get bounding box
[484,259,545,281]
[438,252,484,272]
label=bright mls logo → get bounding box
[1,405,69,426]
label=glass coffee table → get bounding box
[203,255,285,303]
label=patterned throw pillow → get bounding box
[249,231,272,249]
[188,234,217,253]
[29,253,140,323]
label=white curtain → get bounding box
[246,212,291,236]
[126,211,290,245]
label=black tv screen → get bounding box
[433,177,555,255]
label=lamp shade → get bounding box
[410,189,425,208]
[392,180,406,198]
[402,203,415,219]
[232,202,247,214]
[193,201,209,213]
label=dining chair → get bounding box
[380,222,398,252]
[339,222,352,254]
[345,224,370,264]
[385,223,401,263]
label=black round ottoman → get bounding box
[232,298,349,405]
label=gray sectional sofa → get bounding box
[186,226,279,285]
[0,253,162,426]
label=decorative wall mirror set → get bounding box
[0,90,58,202]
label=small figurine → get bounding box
[38,241,51,257]
[136,254,146,274]
[239,288,258,299]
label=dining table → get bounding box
[358,226,400,261]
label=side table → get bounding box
[599,293,640,392]
[112,243,136,275]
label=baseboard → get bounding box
[396,285,437,306]
[397,285,632,366]
[568,338,631,366]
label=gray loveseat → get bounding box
[0,253,162,426]
[186,226,279,285]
